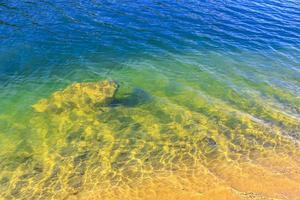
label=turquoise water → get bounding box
[0,1,300,199]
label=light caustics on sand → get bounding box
[0,73,299,200]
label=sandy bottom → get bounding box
[1,80,299,200]
[73,150,300,200]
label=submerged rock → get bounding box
[32,80,119,113]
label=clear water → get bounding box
[0,0,300,199]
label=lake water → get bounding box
[0,0,300,199]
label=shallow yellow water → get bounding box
[0,79,299,200]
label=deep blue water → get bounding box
[1,0,300,76]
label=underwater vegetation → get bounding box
[0,80,299,200]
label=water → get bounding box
[0,0,300,199]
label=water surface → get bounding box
[0,0,300,199]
